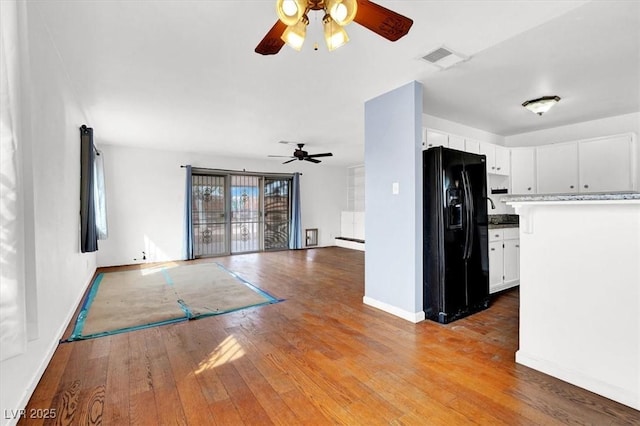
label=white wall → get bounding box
[364,81,424,322]
[97,144,347,267]
[0,2,97,424]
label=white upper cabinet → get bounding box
[448,134,465,151]
[510,147,536,194]
[479,142,496,173]
[578,134,637,193]
[480,142,509,175]
[465,138,481,154]
[494,145,510,175]
[424,129,448,150]
[536,142,579,194]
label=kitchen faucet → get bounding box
[487,197,496,210]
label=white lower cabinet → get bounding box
[489,227,520,294]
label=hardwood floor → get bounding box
[21,247,640,425]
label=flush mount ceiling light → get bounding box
[522,96,561,116]
[256,0,413,55]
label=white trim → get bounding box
[334,239,365,251]
[516,350,640,411]
[362,296,425,323]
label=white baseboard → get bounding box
[334,239,365,251]
[363,296,425,323]
[489,281,519,294]
[10,268,97,426]
[516,350,639,411]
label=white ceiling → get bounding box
[33,0,640,166]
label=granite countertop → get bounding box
[503,192,640,202]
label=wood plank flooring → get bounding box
[20,247,640,425]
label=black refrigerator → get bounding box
[423,147,490,324]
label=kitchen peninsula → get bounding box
[506,192,640,410]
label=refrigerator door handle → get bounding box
[461,171,471,260]
[464,170,475,260]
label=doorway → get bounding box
[191,171,292,257]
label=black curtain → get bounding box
[80,125,98,252]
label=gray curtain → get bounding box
[80,125,98,253]
[184,165,194,259]
[289,172,303,249]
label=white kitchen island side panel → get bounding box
[507,197,640,410]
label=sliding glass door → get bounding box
[191,172,291,257]
[230,175,261,253]
[192,174,227,257]
[264,178,290,250]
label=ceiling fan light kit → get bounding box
[277,0,307,26]
[256,0,413,55]
[327,0,358,26]
[522,95,561,116]
[282,17,308,51]
[324,17,349,51]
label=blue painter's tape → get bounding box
[214,263,282,303]
[162,268,194,318]
[66,273,105,341]
[62,316,188,342]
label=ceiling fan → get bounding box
[269,143,333,164]
[255,0,413,55]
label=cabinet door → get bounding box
[503,239,520,285]
[510,148,536,194]
[448,135,465,151]
[479,142,496,173]
[536,142,578,194]
[465,138,481,154]
[579,135,635,192]
[425,129,448,149]
[489,241,504,292]
[494,145,510,175]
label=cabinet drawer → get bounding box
[503,227,519,240]
[489,229,503,242]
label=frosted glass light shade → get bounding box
[324,19,349,51]
[522,96,561,116]
[276,0,306,26]
[281,20,307,51]
[326,0,358,26]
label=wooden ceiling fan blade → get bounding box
[354,0,414,42]
[269,155,294,158]
[307,153,333,158]
[283,158,297,164]
[304,158,321,163]
[255,20,287,55]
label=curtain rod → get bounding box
[180,165,301,176]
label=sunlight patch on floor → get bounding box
[194,335,245,374]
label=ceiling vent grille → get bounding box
[422,47,452,63]
[421,46,469,69]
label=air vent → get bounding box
[422,47,452,63]
[421,45,469,69]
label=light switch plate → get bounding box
[392,182,399,195]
